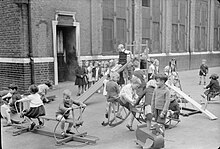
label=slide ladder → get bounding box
[166,83,217,120]
[77,61,130,103]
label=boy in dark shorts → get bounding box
[199,59,208,85]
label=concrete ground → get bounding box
[1,67,220,149]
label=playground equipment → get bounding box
[166,82,217,120]
[77,60,131,103]
[8,102,98,146]
[135,123,165,149]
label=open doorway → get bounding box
[57,26,78,82]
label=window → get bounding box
[214,1,220,51]
[171,0,188,53]
[194,0,208,52]
[102,0,127,54]
[142,0,150,7]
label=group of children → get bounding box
[75,59,118,96]
[1,82,86,137]
[101,56,176,131]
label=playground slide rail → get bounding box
[166,82,217,120]
[77,60,131,103]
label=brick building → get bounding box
[0,0,220,91]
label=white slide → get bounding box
[166,83,217,120]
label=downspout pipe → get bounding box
[188,0,191,70]
[27,0,35,84]
[132,0,135,54]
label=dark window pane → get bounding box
[142,0,150,7]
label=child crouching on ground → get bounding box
[56,89,86,136]
[102,72,120,126]
[18,84,46,130]
[38,80,53,103]
[151,74,171,126]
[168,97,180,120]
[119,76,141,131]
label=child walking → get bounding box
[56,89,86,136]
[18,84,46,130]
[151,74,171,126]
[199,59,208,85]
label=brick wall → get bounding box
[0,0,29,58]
[0,62,31,92]
[30,0,95,57]
[34,62,54,85]
[0,62,54,92]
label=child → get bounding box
[102,72,120,126]
[56,89,86,136]
[38,80,53,103]
[203,74,220,101]
[87,61,94,88]
[84,61,89,91]
[75,61,87,96]
[92,61,102,93]
[154,58,160,74]
[199,59,208,85]
[168,98,180,120]
[133,58,146,97]
[148,58,155,80]
[17,84,46,130]
[92,61,102,83]
[119,76,141,131]
[135,78,157,130]
[151,74,171,125]
[1,84,22,126]
[103,74,110,97]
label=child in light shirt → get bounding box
[18,84,46,130]
[119,76,141,131]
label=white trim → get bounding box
[211,51,220,54]
[168,52,190,56]
[191,51,211,55]
[52,20,59,85]
[149,53,167,57]
[0,57,54,63]
[34,57,54,63]
[0,58,30,63]
[80,55,119,60]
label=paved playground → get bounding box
[2,67,220,149]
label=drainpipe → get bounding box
[90,0,93,56]
[27,0,35,84]
[132,0,135,54]
[188,0,191,70]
